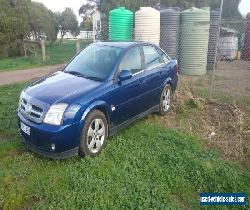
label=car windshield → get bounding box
[64,44,122,81]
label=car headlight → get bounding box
[18,91,24,110]
[43,104,68,126]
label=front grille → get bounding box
[20,98,44,123]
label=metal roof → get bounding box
[220,27,238,35]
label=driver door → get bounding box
[108,46,146,125]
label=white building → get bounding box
[57,31,93,40]
[88,7,101,41]
[57,6,101,41]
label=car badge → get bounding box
[26,103,32,114]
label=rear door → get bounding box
[157,47,172,82]
[141,45,164,110]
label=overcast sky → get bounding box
[33,0,250,21]
[33,0,87,22]
[238,0,250,17]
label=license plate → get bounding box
[20,122,30,136]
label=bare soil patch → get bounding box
[181,60,250,98]
[215,61,250,98]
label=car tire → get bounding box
[79,110,108,157]
[159,84,172,116]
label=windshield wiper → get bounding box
[65,71,85,77]
[66,71,102,81]
[83,76,103,82]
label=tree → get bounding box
[0,0,61,58]
[79,0,160,18]
[56,8,79,44]
[160,0,241,18]
[221,0,241,18]
[79,3,95,18]
[78,2,95,31]
[0,0,30,57]
[80,17,93,31]
[98,0,159,15]
[80,0,160,40]
[28,2,58,42]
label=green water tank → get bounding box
[109,7,133,41]
[180,7,210,75]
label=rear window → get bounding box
[142,46,161,68]
[157,48,171,63]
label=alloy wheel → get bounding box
[87,118,106,154]
[162,87,171,112]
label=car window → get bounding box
[158,48,171,63]
[142,46,161,69]
[119,47,142,74]
[64,44,121,81]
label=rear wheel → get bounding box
[79,110,108,157]
[159,84,172,116]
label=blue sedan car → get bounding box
[17,42,178,159]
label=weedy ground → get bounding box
[0,82,249,209]
[148,78,250,168]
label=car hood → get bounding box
[24,71,102,105]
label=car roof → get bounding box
[94,41,153,49]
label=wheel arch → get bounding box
[162,77,173,92]
[95,106,110,126]
[80,100,111,129]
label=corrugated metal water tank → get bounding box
[160,8,180,59]
[180,7,210,75]
[109,7,133,41]
[242,13,250,60]
[207,10,221,70]
[135,7,160,45]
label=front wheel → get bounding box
[79,110,108,157]
[159,84,172,116]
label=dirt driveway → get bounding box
[0,64,64,86]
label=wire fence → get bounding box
[184,17,250,101]
[98,16,250,102]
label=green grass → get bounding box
[0,83,28,142]
[0,83,249,209]
[0,40,92,72]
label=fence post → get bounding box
[209,0,223,100]
[23,42,27,57]
[76,40,81,54]
[41,39,46,62]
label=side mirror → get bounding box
[119,70,132,82]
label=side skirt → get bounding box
[109,105,159,136]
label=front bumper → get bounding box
[17,111,82,159]
[22,138,79,159]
